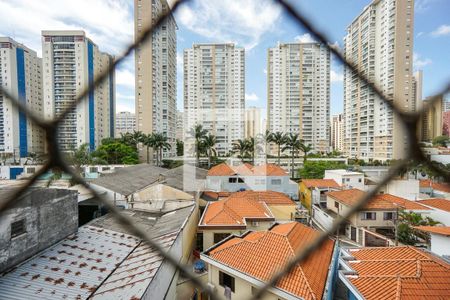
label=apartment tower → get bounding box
[115,111,136,136]
[267,42,330,153]
[330,114,344,152]
[343,0,415,161]
[184,43,245,156]
[134,0,177,160]
[0,37,44,158]
[42,31,115,151]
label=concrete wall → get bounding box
[0,188,78,273]
[312,206,335,231]
[181,205,198,264]
[324,171,364,190]
[430,233,450,256]
[267,204,296,220]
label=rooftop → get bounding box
[417,198,450,213]
[204,222,335,300]
[342,246,450,299]
[419,179,450,193]
[0,206,195,300]
[327,189,398,210]
[207,163,287,177]
[414,226,450,236]
[302,179,340,189]
[325,169,363,176]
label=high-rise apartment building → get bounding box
[134,0,177,160]
[412,70,423,112]
[0,37,44,158]
[175,110,183,141]
[115,111,136,136]
[42,31,115,151]
[245,107,262,139]
[330,114,344,152]
[184,43,245,156]
[267,42,330,153]
[343,0,414,161]
[421,96,443,141]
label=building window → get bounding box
[11,219,26,239]
[361,212,376,220]
[358,178,362,183]
[383,212,395,220]
[271,179,282,185]
[214,233,230,244]
[219,271,235,292]
[228,177,237,183]
[334,201,339,209]
[237,178,244,183]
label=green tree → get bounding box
[176,139,184,156]
[283,133,302,178]
[189,125,208,166]
[141,133,156,164]
[397,211,441,245]
[432,135,449,147]
[93,141,138,165]
[152,133,171,167]
[120,130,143,149]
[271,132,286,165]
[299,143,313,164]
[201,134,217,169]
[233,139,248,160]
[299,161,348,179]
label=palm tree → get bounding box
[153,133,171,167]
[283,133,302,178]
[202,134,217,169]
[233,139,248,161]
[120,131,143,150]
[188,125,208,166]
[299,143,313,164]
[271,132,286,165]
[142,133,156,164]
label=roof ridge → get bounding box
[291,257,317,300]
[395,277,402,300]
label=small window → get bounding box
[237,178,244,183]
[346,178,350,182]
[361,212,376,220]
[271,179,282,185]
[228,177,237,183]
[334,201,339,209]
[219,271,235,292]
[214,233,230,244]
[384,212,395,220]
[27,168,35,174]
[358,178,362,183]
[11,219,26,238]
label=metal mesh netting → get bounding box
[1,0,449,299]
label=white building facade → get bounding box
[115,111,136,136]
[343,0,415,161]
[0,37,44,158]
[42,31,115,151]
[244,106,262,139]
[330,114,344,152]
[267,42,330,153]
[184,43,245,156]
[135,0,177,159]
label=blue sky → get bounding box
[1,0,449,115]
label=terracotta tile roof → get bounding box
[375,194,431,211]
[419,179,450,193]
[327,189,398,210]
[226,190,295,205]
[200,195,273,226]
[202,191,232,200]
[417,198,450,213]
[414,226,450,236]
[344,246,450,300]
[207,163,287,176]
[302,179,340,189]
[206,222,335,299]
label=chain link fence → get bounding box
[1,0,449,299]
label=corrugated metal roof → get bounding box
[0,226,140,300]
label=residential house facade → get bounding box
[299,178,340,211]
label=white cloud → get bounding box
[431,24,450,37]
[330,70,343,83]
[413,52,432,68]
[417,31,424,37]
[116,103,134,113]
[263,68,267,75]
[294,33,316,43]
[415,0,437,12]
[115,68,135,88]
[245,92,259,102]
[175,0,282,50]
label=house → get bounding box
[324,169,365,190]
[419,179,450,199]
[89,164,207,207]
[414,226,450,257]
[201,222,337,300]
[417,198,450,226]
[337,246,450,299]
[364,178,420,200]
[325,189,431,246]
[0,203,198,300]
[0,187,78,273]
[299,179,340,210]
[205,163,298,200]
[198,191,297,250]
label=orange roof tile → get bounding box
[344,246,450,300]
[419,179,450,193]
[202,191,232,200]
[207,163,288,176]
[417,198,450,213]
[226,190,295,205]
[375,194,431,210]
[206,222,335,300]
[302,179,340,189]
[327,189,398,210]
[414,226,450,236]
